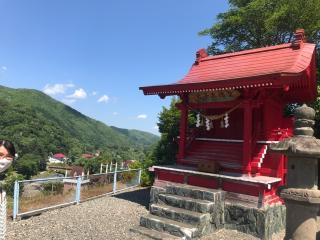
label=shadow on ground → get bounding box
[113,187,150,209]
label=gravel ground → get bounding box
[6,187,285,240]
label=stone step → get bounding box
[150,203,210,225]
[140,214,199,239]
[130,226,181,240]
[158,193,214,213]
[165,184,224,202]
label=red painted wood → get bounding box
[156,168,281,203]
[187,175,218,189]
[185,140,243,172]
[157,170,185,183]
[199,108,243,139]
[222,181,260,196]
[242,100,252,174]
[188,100,243,109]
[178,94,188,160]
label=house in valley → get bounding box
[48,153,67,164]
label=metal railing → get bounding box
[12,168,142,220]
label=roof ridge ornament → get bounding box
[291,29,305,49]
[195,48,208,65]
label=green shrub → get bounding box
[41,181,64,195]
[3,171,24,197]
[126,161,154,187]
[121,171,136,184]
[140,170,154,187]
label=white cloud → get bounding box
[67,88,87,99]
[137,114,147,119]
[92,91,97,96]
[97,95,109,103]
[1,66,7,71]
[43,83,74,95]
[113,112,118,115]
[154,125,159,130]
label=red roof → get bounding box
[140,30,317,101]
[180,43,315,84]
[53,153,66,159]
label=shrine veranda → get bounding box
[140,30,317,209]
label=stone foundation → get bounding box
[225,202,286,239]
[150,185,286,239]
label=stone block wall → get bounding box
[224,203,286,239]
[150,185,286,239]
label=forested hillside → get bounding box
[0,85,159,162]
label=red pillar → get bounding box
[177,94,188,161]
[242,100,252,174]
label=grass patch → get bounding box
[18,190,76,213]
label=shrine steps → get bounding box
[150,204,210,225]
[132,184,225,240]
[250,144,268,173]
[157,194,214,213]
[165,184,221,201]
[140,215,199,239]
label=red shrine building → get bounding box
[140,29,317,207]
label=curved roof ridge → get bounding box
[285,43,316,74]
[201,43,292,62]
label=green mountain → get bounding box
[0,85,159,160]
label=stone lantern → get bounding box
[270,104,320,240]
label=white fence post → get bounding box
[138,169,142,185]
[13,181,19,220]
[113,164,117,193]
[75,176,81,204]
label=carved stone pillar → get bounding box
[270,104,320,240]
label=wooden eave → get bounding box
[139,72,303,96]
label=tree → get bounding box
[15,154,40,179]
[152,97,196,165]
[199,0,320,136]
[152,98,180,165]
[3,171,24,197]
[96,150,113,164]
[199,0,320,54]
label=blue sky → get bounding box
[0,0,229,135]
